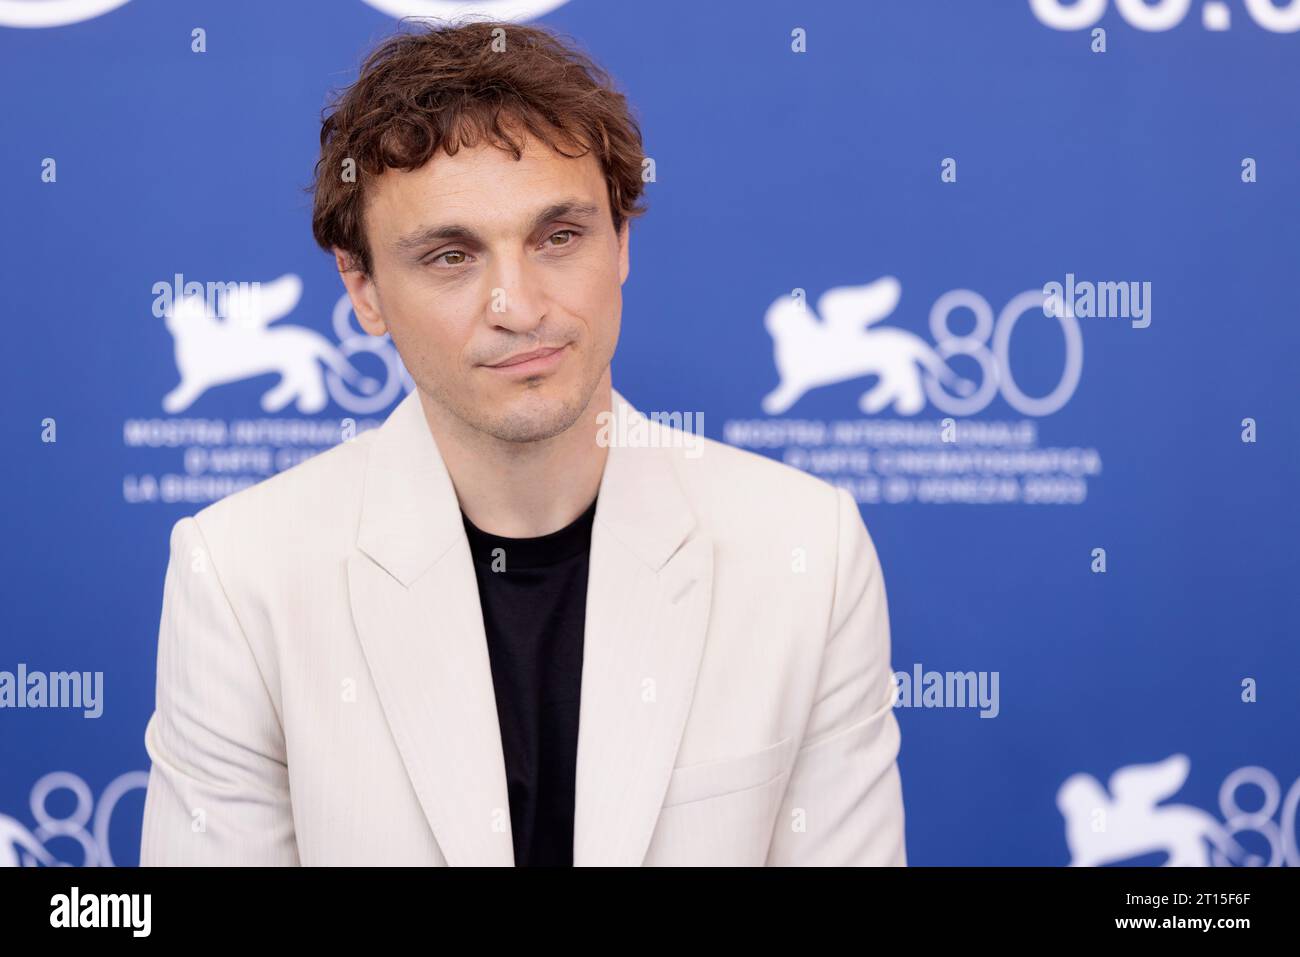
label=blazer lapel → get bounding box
[347,391,515,866]
[347,386,714,868]
[572,390,714,866]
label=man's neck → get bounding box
[417,373,612,539]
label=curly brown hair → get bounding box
[310,19,648,277]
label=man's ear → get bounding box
[334,249,387,336]
[618,220,630,285]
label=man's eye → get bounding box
[431,249,469,266]
[425,232,577,267]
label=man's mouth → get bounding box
[483,344,569,374]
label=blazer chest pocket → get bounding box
[660,735,795,809]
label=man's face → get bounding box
[340,128,629,443]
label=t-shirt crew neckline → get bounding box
[460,496,598,569]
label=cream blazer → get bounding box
[139,387,906,866]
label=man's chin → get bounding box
[477,381,593,444]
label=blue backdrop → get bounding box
[2,0,1297,867]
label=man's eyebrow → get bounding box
[391,200,601,253]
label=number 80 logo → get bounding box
[924,289,1083,417]
[1030,0,1300,32]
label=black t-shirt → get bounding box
[459,496,596,867]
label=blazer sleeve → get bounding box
[139,515,300,865]
[765,487,907,866]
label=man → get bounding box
[140,19,905,867]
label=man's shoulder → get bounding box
[661,429,849,546]
[681,430,837,497]
[180,427,379,559]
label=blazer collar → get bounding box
[356,385,695,586]
[348,384,715,866]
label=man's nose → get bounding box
[486,254,545,334]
